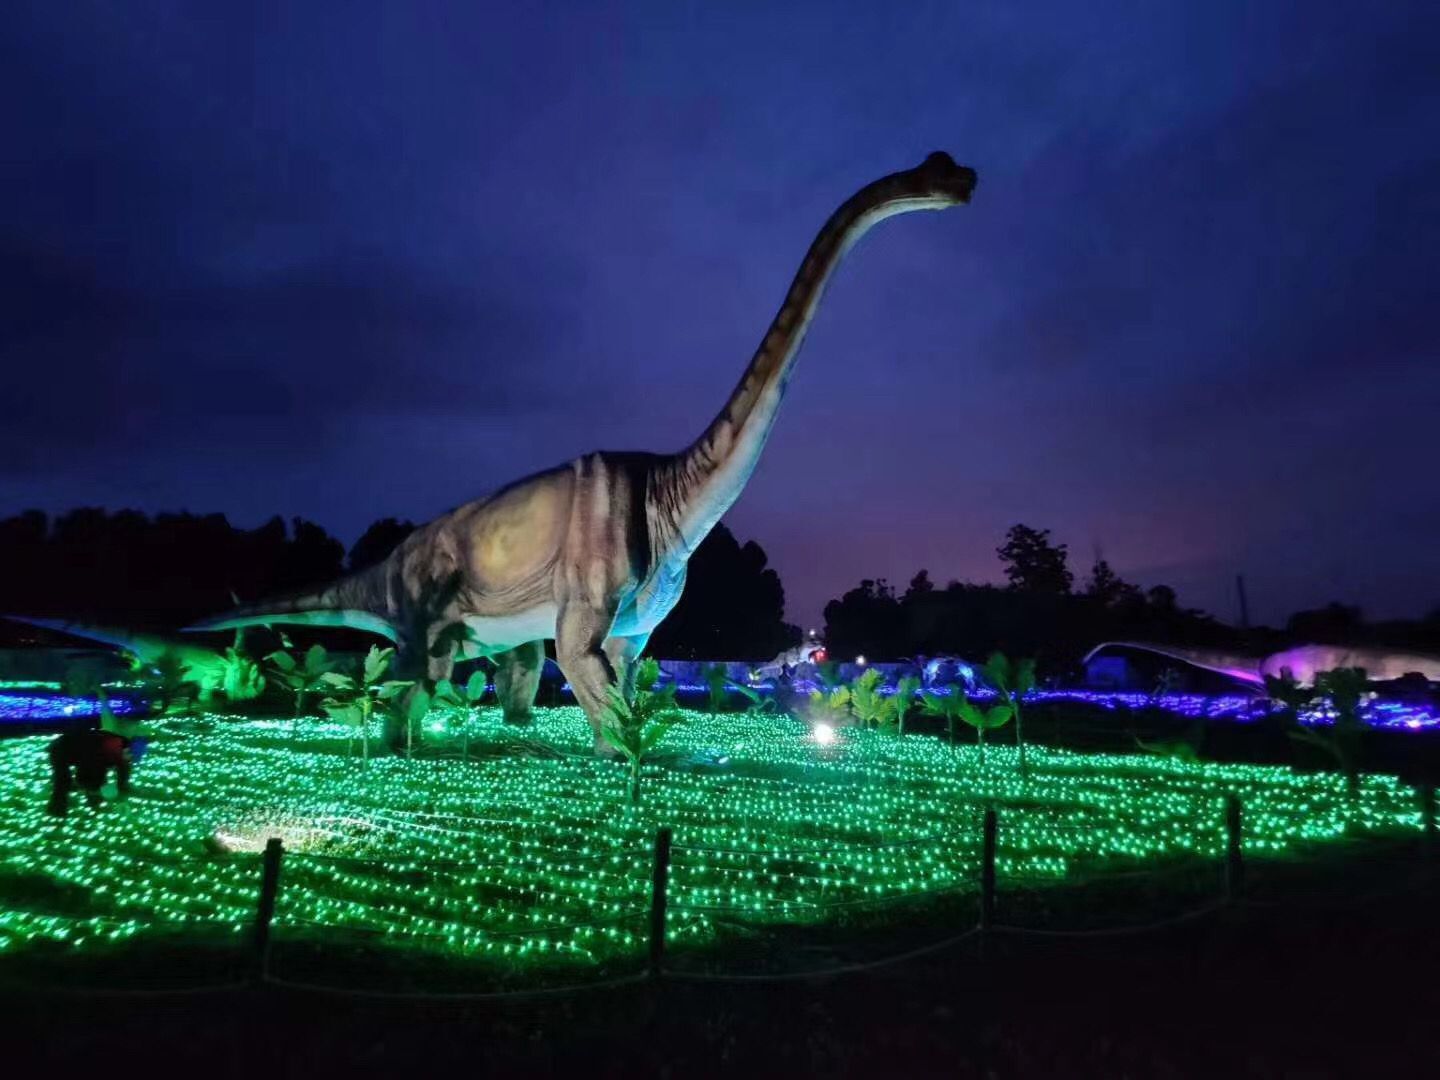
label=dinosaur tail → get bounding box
[0,615,179,663]
[1083,641,1264,687]
[184,564,399,641]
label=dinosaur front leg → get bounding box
[603,633,650,704]
[554,597,621,753]
[492,640,544,727]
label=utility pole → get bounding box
[1236,574,1250,630]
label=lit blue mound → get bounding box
[675,678,1440,734]
[0,689,141,723]
[1012,688,1440,733]
[4,680,1435,733]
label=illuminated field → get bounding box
[0,709,1425,970]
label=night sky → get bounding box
[3,2,1437,629]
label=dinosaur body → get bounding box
[1084,641,1440,689]
[191,153,978,747]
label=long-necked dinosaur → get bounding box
[190,152,978,749]
[1083,641,1440,689]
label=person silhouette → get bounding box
[46,727,133,817]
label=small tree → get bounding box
[1084,558,1127,606]
[813,659,844,693]
[1151,667,1183,702]
[984,652,1036,777]
[701,663,730,715]
[1293,667,1368,793]
[320,645,415,765]
[955,694,1014,767]
[920,690,967,743]
[181,632,266,705]
[807,685,852,728]
[431,670,490,758]
[266,642,335,720]
[734,682,782,717]
[125,648,194,715]
[997,524,1073,595]
[848,668,893,730]
[891,675,921,735]
[1263,672,1314,738]
[602,658,684,804]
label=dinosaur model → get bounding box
[191,152,978,749]
[1083,641,1440,689]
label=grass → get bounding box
[0,707,1427,987]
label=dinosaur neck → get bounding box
[653,177,950,557]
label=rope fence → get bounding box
[4,781,1436,999]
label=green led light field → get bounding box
[0,708,1424,967]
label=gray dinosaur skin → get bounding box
[1084,641,1440,689]
[190,152,978,749]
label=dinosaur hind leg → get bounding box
[492,640,544,727]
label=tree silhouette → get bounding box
[904,569,935,599]
[997,524,1073,595]
[1286,602,1363,644]
[0,509,348,627]
[348,518,417,572]
[645,523,799,660]
[277,518,345,594]
[1146,585,1178,615]
[823,578,904,661]
[1084,558,1142,608]
[822,525,1245,671]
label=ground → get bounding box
[0,707,1428,972]
[2,706,1437,1074]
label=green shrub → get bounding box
[602,658,683,804]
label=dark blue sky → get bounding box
[3,2,1437,629]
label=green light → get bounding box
[0,708,1423,967]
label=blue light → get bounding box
[4,678,1433,733]
[0,692,140,723]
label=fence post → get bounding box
[1421,784,1436,858]
[1223,795,1243,903]
[253,837,284,981]
[979,807,997,932]
[648,827,673,978]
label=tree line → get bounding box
[822,524,1440,677]
[0,508,798,659]
[1,510,1435,666]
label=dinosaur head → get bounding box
[911,151,977,205]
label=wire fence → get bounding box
[3,782,1437,1000]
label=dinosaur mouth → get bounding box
[915,152,977,204]
[949,166,978,203]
